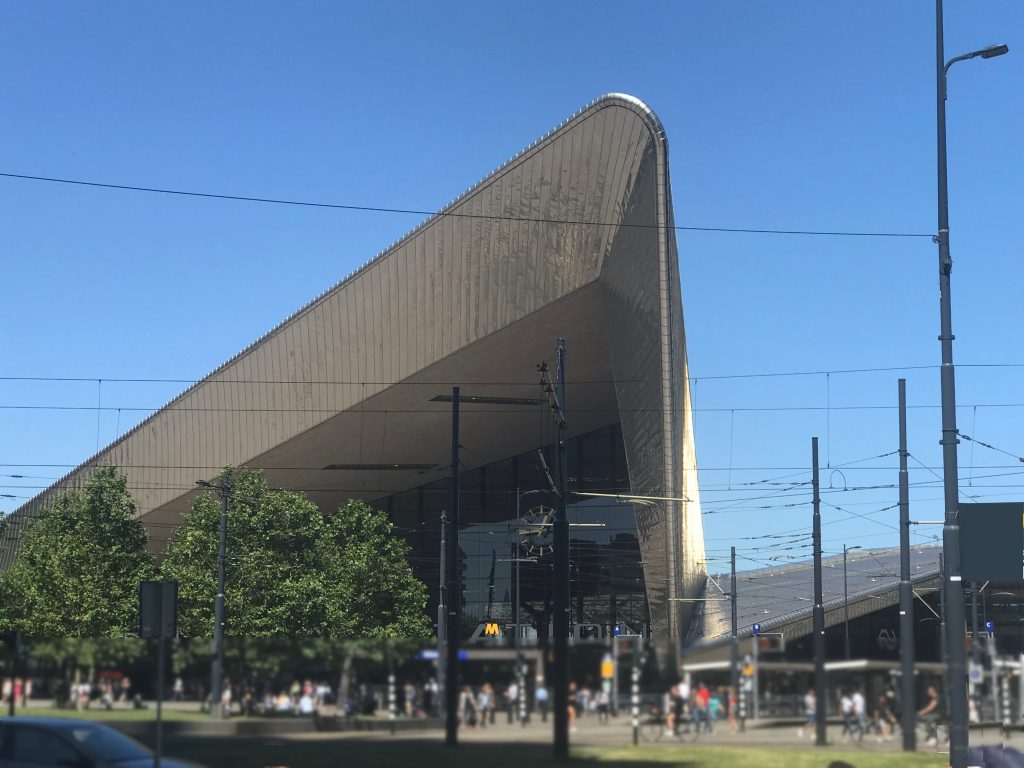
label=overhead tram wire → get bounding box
[4,362,1024,386]
[0,171,936,239]
[959,434,1024,464]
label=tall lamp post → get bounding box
[843,545,862,660]
[934,0,1008,763]
[196,475,229,720]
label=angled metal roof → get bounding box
[4,94,705,663]
[685,546,941,652]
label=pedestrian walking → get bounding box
[476,685,491,729]
[852,687,867,742]
[798,687,815,739]
[505,680,519,724]
[459,685,477,728]
[695,682,712,733]
[918,685,941,746]
[840,690,855,741]
[596,688,610,724]
[536,684,549,722]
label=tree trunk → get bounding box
[338,652,354,715]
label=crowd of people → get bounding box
[0,677,31,708]
[661,680,739,735]
[798,682,943,745]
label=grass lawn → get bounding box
[155,738,951,768]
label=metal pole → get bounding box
[611,632,619,719]
[631,654,640,746]
[730,546,739,718]
[437,511,446,718]
[515,486,525,726]
[388,649,397,736]
[155,637,165,768]
[812,437,827,747]
[1018,653,1024,728]
[210,475,228,720]
[553,338,570,761]
[935,2,969,764]
[971,583,980,712]
[940,551,949,718]
[898,378,917,751]
[445,388,461,747]
[843,545,851,661]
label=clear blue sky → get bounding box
[1,1,1021,571]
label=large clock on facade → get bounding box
[519,504,555,557]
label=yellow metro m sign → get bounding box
[484,622,502,636]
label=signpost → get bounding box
[959,503,1024,582]
[139,580,178,768]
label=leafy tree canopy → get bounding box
[0,467,154,637]
[161,470,429,639]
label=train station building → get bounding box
[6,94,706,666]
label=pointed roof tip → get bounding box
[590,92,666,137]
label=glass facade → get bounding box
[375,424,649,641]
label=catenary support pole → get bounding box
[971,583,980,709]
[812,437,827,747]
[210,474,229,720]
[553,338,570,761]
[843,545,851,660]
[445,388,461,747]
[730,546,739,721]
[935,2,969,764]
[898,378,916,751]
[940,552,949,719]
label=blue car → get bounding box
[0,718,204,768]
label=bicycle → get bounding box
[638,707,700,743]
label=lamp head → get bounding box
[979,44,1009,59]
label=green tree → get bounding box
[329,500,430,637]
[0,467,154,637]
[161,470,429,638]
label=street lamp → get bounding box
[934,0,1009,762]
[196,475,230,720]
[843,545,862,660]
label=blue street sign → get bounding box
[986,620,995,633]
[752,623,761,636]
[613,625,621,637]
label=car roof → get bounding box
[0,717,112,728]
